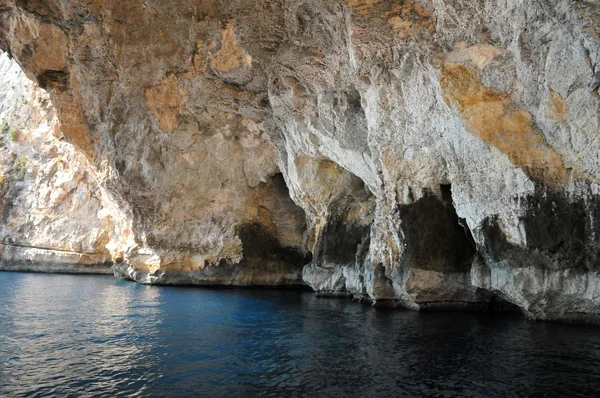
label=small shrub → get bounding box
[14,156,29,174]
[9,127,18,142]
[0,120,8,134]
[21,95,28,105]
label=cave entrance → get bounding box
[399,184,476,273]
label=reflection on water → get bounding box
[1,272,600,397]
[1,273,164,397]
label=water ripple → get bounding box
[1,272,600,397]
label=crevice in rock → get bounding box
[237,221,312,268]
[37,70,69,91]
[399,185,475,273]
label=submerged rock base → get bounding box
[0,245,112,274]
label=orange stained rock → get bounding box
[53,78,96,161]
[192,40,205,76]
[345,0,383,16]
[11,22,68,76]
[208,21,252,73]
[440,61,568,186]
[344,0,434,38]
[388,16,413,38]
[145,74,189,134]
[546,90,569,123]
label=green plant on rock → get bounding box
[21,95,28,105]
[15,156,29,174]
[9,127,18,142]
[9,127,19,142]
[0,119,8,134]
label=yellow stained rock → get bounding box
[440,61,568,186]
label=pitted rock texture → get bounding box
[1,0,599,322]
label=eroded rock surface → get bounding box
[0,52,113,273]
[1,0,599,322]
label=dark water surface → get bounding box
[1,273,600,397]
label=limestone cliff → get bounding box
[0,0,599,323]
[0,52,113,273]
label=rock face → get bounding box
[0,0,599,322]
[0,52,113,273]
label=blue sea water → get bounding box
[1,272,600,397]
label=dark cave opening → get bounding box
[399,184,476,273]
